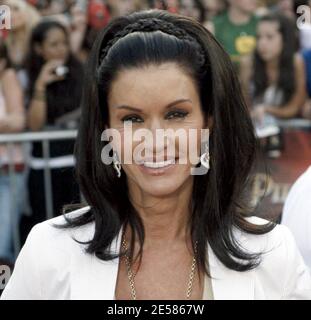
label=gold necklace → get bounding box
[121,235,198,300]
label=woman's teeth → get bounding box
[143,159,175,169]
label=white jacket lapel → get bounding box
[208,244,255,300]
[70,223,255,300]
[70,226,123,300]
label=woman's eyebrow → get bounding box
[115,99,193,112]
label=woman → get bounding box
[2,10,311,300]
[0,42,26,264]
[240,13,307,157]
[69,0,111,63]
[3,0,41,69]
[251,13,306,119]
[24,20,82,235]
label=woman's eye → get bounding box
[165,111,189,120]
[121,115,143,123]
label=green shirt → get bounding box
[213,11,258,64]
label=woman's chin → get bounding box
[124,163,192,196]
[139,182,181,197]
[137,172,191,197]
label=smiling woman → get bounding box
[1,9,311,300]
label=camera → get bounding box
[54,65,69,77]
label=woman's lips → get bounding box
[138,158,178,176]
[143,158,175,168]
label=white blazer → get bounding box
[1,206,311,300]
[282,166,311,269]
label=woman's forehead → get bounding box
[108,63,200,109]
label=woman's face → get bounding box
[107,63,207,197]
[256,21,283,62]
[5,0,26,30]
[37,28,69,62]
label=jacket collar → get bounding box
[207,243,255,300]
[70,225,255,300]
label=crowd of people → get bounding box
[0,0,311,271]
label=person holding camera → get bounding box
[24,20,83,241]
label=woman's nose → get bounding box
[145,119,167,155]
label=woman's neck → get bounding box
[125,179,194,248]
[266,59,279,69]
[265,58,279,84]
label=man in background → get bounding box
[210,0,258,68]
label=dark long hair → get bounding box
[253,13,297,104]
[58,9,274,277]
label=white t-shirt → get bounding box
[282,166,311,270]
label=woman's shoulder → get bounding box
[0,206,94,299]
[9,206,94,274]
[28,205,94,248]
[235,215,305,272]
[238,216,311,298]
[239,215,298,253]
[29,210,302,258]
[294,52,305,71]
[30,210,300,264]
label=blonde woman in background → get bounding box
[3,0,41,69]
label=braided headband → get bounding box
[98,18,206,66]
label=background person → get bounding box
[23,20,83,240]
[240,13,307,157]
[2,0,41,70]
[211,0,258,68]
[0,41,26,265]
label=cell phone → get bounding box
[54,65,69,77]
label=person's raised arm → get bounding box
[239,54,254,110]
[265,54,307,119]
[0,69,25,133]
[28,60,65,131]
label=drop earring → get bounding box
[112,151,121,178]
[200,142,210,171]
